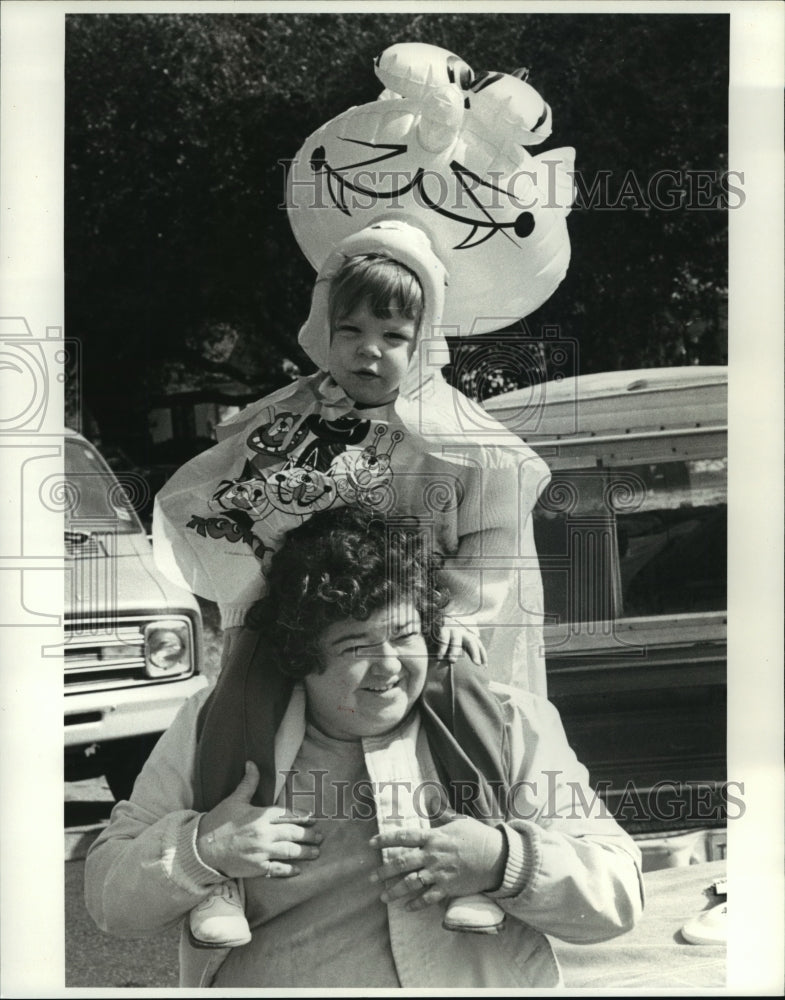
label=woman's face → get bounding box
[305,603,429,741]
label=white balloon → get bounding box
[287,42,575,335]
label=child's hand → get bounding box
[436,622,487,668]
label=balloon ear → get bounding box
[466,71,553,147]
[374,41,474,101]
[532,147,577,215]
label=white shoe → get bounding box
[189,879,252,948]
[442,894,506,934]
[681,903,727,945]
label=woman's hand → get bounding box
[436,622,487,667]
[196,760,322,879]
[369,801,506,910]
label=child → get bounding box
[153,220,551,947]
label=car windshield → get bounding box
[534,455,727,623]
[65,438,143,535]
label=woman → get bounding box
[85,507,643,988]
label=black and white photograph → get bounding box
[0,1,782,994]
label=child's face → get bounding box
[328,299,417,406]
[305,603,429,741]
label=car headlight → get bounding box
[143,620,191,678]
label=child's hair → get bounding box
[246,506,448,679]
[328,254,424,333]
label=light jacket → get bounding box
[85,683,644,988]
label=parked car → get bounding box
[97,444,185,535]
[64,430,208,801]
[484,366,728,855]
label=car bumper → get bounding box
[64,675,209,748]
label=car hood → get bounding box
[65,530,200,618]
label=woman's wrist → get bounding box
[483,826,508,893]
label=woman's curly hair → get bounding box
[245,507,449,679]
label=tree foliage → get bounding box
[65,11,729,452]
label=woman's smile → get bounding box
[361,678,401,693]
[304,605,429,740]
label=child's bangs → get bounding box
[330,255,424,325]
[365,260,423,321]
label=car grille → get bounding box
[64,615,194,693]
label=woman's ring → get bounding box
[415,871,428,890]
[265,867,274,879]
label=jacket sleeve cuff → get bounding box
[487,823,532,899]
[175,814,227,887]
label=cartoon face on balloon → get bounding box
[287,42,576,335]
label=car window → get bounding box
[65,438,143,535]
[534,455,727,624]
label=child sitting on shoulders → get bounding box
[153,220,551,948]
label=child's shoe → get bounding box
[189,878,252,948]
[681,902,727,945]
[443,893,506,934]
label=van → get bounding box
[63,430,208,800]
[484,366,728,852]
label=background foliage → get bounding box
[65,11,729,457]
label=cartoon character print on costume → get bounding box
[205,411,373,515]
[332,425,403,508]
[184,408,404,561]
[247,410,309,458]
[246,409,372,472]
[258,421,404,516]
[209,460,271,518]
[183,461,275,561]
[260,423,404,519]
[264,461,339,517]
[287,41,576,335]
[297,414,373,472]
[185,509,273,562]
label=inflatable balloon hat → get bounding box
[287,41,576,336]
